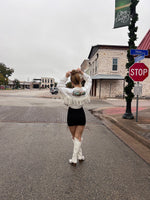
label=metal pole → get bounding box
[136,81,139,122]
[136,94,138,122]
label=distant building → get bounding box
[32,77,55,88]
[8,80,31,89]
[8,80,14,89]
[41,77,55,88]
[32,79,41,88]
[20,81,31,89]
[7,77,55,89]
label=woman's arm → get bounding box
[75,68,92,94]
[57,72,72,95]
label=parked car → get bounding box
[0,85,5,90]
[50,87,58,95]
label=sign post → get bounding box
[134,82,142,122]
[136,82,139,122]
[129,61,149,122]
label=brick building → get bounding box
[86,45,128,98]
[137,29,150,97]
[82,29,150,99]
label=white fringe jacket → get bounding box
[57,73,92,109]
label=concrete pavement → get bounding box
[91,98,150,165]
[0,90,150,200]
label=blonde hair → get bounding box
[70,70,81,85]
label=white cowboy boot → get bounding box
[78,147,85,161]
[69,138,81,166]
[72,138,85,161]
[77,138,85,161]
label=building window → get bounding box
[112,58,118,71]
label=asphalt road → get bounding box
[0,90,150,200]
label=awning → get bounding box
[91,74,124,80]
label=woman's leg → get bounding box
[69,126,77,139]
[74,126,85,141]
[74,126,85,161]
[69,126,85,165]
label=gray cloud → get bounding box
[0,0,149,82]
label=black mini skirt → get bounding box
[67,107,86,126]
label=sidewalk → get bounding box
[91,98,150,165]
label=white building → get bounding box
[41,77,55,88]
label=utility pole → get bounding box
[123,0,139,119]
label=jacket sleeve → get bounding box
[82,73,92,94]
[57,76,72,96]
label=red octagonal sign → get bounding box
[129,63,149,82]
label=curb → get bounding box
[91,110,150,150]
[103,114,150,149]
[91,110,150,165]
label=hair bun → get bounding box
[71,70,78,76]
[70,69,82,85]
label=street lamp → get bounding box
[123,0,139,119]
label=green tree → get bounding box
[0,73,5,85]
[0,63,14,88]
[0,63,14,78]
[66,81,73,88]
[13,79,20,89]
[123,0,139,119]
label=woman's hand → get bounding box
[66,71,71,78]
[76,68,83,75]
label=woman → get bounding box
[58,68,92,166]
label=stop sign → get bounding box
[129,63,149,82]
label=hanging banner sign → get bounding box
[114,0,131,28]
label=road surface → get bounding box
[0,90,150,200]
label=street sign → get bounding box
[134,55,145,63]
[129,63,149,82]
[130,49,149,56]
[134,83,142,96]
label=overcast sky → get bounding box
[0,0,149,82]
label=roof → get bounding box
[91,74,124,80]
[138,29,150,58]
[138,29,150,50]
[88,45,129,59]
